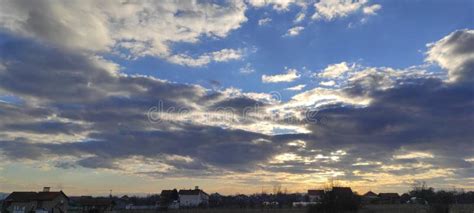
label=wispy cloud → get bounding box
[317,62,352,78]
[363,4,382,15]
[294,12,306,23]
[284,26,304,37]
[167,49,243,67]
[262,68,300,83]
[240,63,255,74]
[285,84,306,91]
[258,17,272,26]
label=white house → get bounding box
[178,187,209,207]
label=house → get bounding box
[1,188,68,213]
[178,187,209,208]
[363,191,377,198]
[327,187,355,203]
[378,193,400,204]
[74,197,115,213]
[362,191,378,204]
[307,190,324,202]
[159,189,179,209]
[331,187,353,197]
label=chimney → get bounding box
[195,186,199,190]
[43,187,51,192]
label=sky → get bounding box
[0,0,473,196]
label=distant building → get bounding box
[74,197,115,213]
[362,191,378,204]
[331,187,353,194]
[327,187,355,203]
[378,193,400,204]
[307,190,324,202]
[363,191,378,198]
[178,187,209,207]
[159,189,179,209]
[1,188,68,213]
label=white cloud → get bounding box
[320,80,336,86]
[211,49,244,62]
[426,29,474,83]
[240,63,255,74]
[247,0,305,11]
[284,26,304,37]
[312,0,381,21]
[393,151,434,160]
[313,61,441,90]
[363,4,382,15]
[166,54,212,67]
[294,12,306,23]
[285,84,306,91]
[278,87,372,112]
[167,49,243,67]
[262,68,300,83]
[258,17,272,26]
[0,0,247,65]
[318,62,352,78]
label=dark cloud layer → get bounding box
[0,29,473,187]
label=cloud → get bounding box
[294,11,306,23]
[212,49,244,62]
[320,80,336,86]
[0,26,473,191]
[284,26,304,37]
[318,62,352,78]
[240,63,255,74]
[426,29,474,83]
[312,0,381,21]
[0,35,293,172]
[315,62,441,91]
[363,4,381,15]
[247,0,305,11]
[262,68,301,83]
[167,49,243,67]
[0,0,247,65]
[285,84,306,91]
[258,17,272,26]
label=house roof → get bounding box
[331,187,353,194]
[363,191,378,197]
[5,191,68,202]
[4,192,38,202]
[307,190,324,196]
[179,189,208,196]
[37,192,68,201]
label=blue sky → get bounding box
[0,0,473,195]
[114,0,473,98]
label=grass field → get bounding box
[107,209,306,213]
[166,209,306,213]
[94,204,474,213]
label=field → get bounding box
[114,209,305,213]
[107,204,474,213]
[359,204,429,213]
